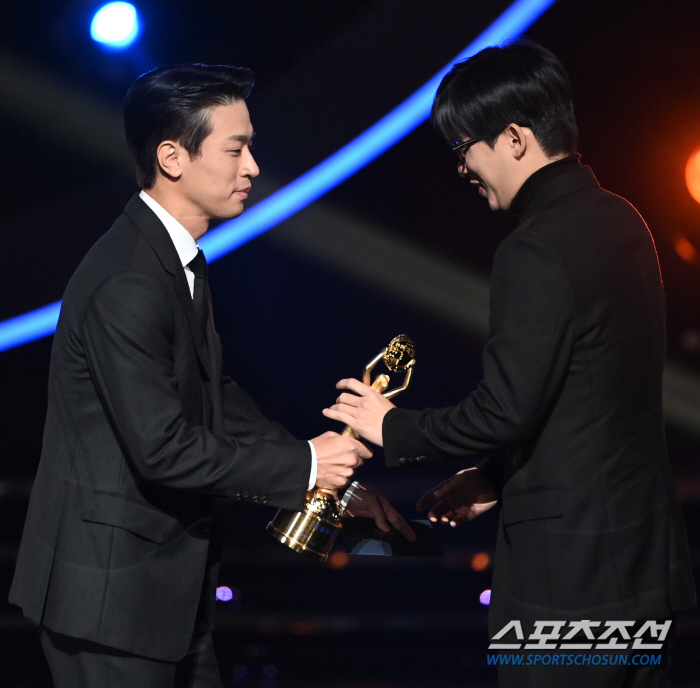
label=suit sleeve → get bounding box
[383,231,575,468]
[83,272,311,510]
[221,377,297,443]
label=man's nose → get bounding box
[243,151,260,178]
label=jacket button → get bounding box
[399,457,406,465]
[261,497,268,504]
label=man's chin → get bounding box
[487,194,509,213]
[209,204,245,226]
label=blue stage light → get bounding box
[90,2,141,50]
[0,302,61,353]
[201,0,557,260]
[0,0,555,352]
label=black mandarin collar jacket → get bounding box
[382,160,696,632]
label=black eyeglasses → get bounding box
[452,137,480,161]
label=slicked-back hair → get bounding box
[124,63,254,189]
[432,41,578,157]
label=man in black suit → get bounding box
[7,64,412,687]
[325,43,696,687]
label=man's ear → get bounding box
[505,123,528,161]
[155,140,184,180]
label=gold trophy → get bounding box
[267,335,416,561]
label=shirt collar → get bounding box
[139,190,199,268]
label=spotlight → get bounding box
[215,586,233,602]
[471,552,491,571]
[479,589,492,606]
[686,146,700,205]
[90,2,141,50]
[673,233,698,264]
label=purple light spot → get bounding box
[216,586,233,602]
[479,589,492,606]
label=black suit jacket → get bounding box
[383,164,696,631]
[9,195,311,661]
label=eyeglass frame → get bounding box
[451,137,480,161]
[451,122,533,161]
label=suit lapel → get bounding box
[123,195,210,377]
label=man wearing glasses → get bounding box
[325,41,695,687]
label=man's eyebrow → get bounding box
[225,132,255,142]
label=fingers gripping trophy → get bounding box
[267,335,416,561]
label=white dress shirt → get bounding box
[139,190,198,296]
[139,190,317,489]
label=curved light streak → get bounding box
[0,0,555,353]
[0,302,62,353]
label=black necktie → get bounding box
[187,249,209,346]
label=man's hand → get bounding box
[417,467,497,527]
[322,378,395,446]
[310,431,373,490]
[344,484,416,542]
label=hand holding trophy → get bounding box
[267,335,416,561]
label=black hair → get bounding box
[431,41,578,157]
[124,63,254,188]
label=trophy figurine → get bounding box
[267,335,416,561]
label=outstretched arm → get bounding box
[329,232,576,467]
[416,467,497,527]
[83,273,366,509]
[343,483,416,541]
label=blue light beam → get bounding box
[0,0,555,352]
[0,303,61,353]
[200,0,556,260]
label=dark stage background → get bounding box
[1,1,700,686]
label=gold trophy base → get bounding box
[267,488,342,562]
